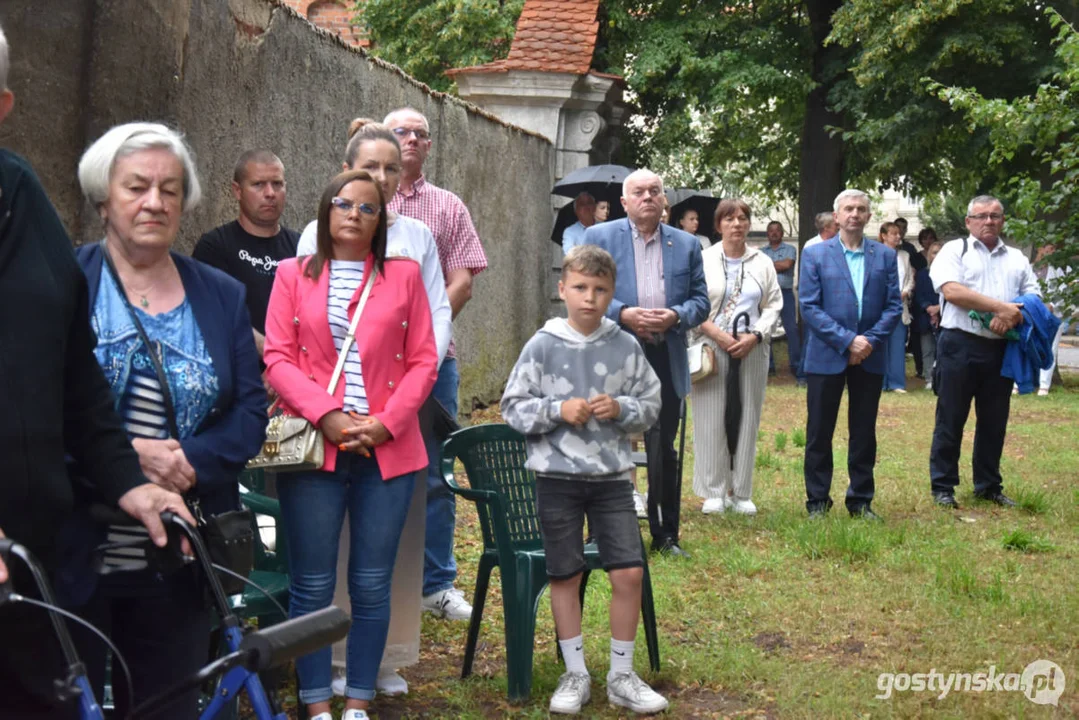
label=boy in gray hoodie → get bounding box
[501,245,666,715]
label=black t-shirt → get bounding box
[192,220,299,334]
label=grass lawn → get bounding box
[313,367,1079,719]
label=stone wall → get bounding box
[0,0,554,407]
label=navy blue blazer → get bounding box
[584,218,710,398]
[76,244,268,517]
[798,237,902,376]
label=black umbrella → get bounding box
[667,188,720,235]
[550,197,628,245]
[725,312,752,470]
[552,164,632,203]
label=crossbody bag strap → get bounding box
[327,267,377,396]
[100,242,181,440]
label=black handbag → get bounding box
[101,245,254,595]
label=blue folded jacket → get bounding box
[1002,293,1061,394]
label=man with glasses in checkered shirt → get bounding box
[382,107,488,621]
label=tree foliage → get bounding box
[353,0,524,93]
[934,7,1079,309]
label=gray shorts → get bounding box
[535,475,644,580]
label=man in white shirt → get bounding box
[561,192,597,254]
[803,211,837,252]
[928,195,1040,509]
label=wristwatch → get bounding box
[751,330,763,343]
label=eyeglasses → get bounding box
[392,127,430,141]
[331,197,379,216]
[967,213,1004,221]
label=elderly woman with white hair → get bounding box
[71,122,267,718]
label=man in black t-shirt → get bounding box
[193,150,299,358]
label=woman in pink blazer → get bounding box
[263,169,437,720]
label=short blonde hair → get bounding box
[78,122,202,212]
[562,244,617,283]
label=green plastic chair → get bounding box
[235,469,290,627]
[440,423,660,701]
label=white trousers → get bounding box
[691,341,769,501]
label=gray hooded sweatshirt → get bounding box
[501,317,662,480]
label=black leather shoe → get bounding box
[933,492,959,509]
[806,501,831,518]
[974,491,1017,507]
[652,539,691,558]
[850,507,883,521]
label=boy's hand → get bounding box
[560,398,592,426]
[588,394,620,421]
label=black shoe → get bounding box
[796,379,808,388]
[932,492,959,509]
[974,491,1017,507]
[807,502,830,519]
[652,538,691,558]
[849,506,883,521]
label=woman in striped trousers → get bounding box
[690,199,782,515]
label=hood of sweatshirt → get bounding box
[538,316,622,344]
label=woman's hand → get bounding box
[131,438,197,494]
[701,321,736,352]
[727,332,759,360]
[319,410,363,446]
[347,415,391,448]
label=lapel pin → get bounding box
[667,241,673,247]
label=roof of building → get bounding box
[448,0,605,76]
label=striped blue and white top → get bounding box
[327,260,369,414]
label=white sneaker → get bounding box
[1038,388,1050,396]
[607,671,668,714]
[422,587,473,620]
[729,498,757,515]
[633,490,648,519]
[550,671,591,714]
[894,388,907,394]
[376,668,408,696]
[701,497,726,514]
[342,710,369,720]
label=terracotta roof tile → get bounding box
[448,0,608,77]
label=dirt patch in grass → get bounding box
[751,632,791,654]
[667,684,772,718]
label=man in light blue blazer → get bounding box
[584,169,709,557]
[799,189,902,520]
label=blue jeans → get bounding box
[424,357,460,596]
[279,453,415,704]
[883,322,908,390]
[769,288,804,379]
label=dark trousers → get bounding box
[930,329,1011,495]
[0,591,81,719]
[908,326,924,376]
[768,288,804,378]
[642,343,682,545]
[804,365,883,512]
[75,568,212,720]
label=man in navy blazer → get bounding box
[584,169,709,557]
[799,189,902,520]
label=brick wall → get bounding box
[279,0,367,47]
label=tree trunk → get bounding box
[798,0,847,246]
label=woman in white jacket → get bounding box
[880,222,915,392]
[690,199,782,515]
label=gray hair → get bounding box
[622,169,664,198]
[574,192,596,208]
[383,107,430,133]
[833,189,869,212]
[78,122,202,212]
[967,195,1004,215]
[0,22,9,90]
[814,211,835,231]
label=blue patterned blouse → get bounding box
[91,268,219,441]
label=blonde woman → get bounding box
[690,199,782,515]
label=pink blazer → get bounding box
[264,255,438,479]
